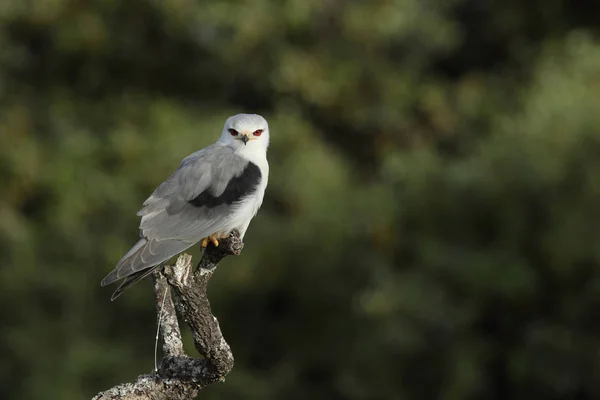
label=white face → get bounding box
[218,114,270,152]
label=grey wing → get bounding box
[101,144,253,298]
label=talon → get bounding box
[201,235,220,248]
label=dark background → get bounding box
[2,1,600,399]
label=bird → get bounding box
[101,113,270,300]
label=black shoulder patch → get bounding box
[188,162,262,208]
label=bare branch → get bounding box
[93,231,243,400]
[153,271,184,359]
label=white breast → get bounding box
[223,149,269,239]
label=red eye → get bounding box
[228,129,238,136]
[253,129,263,136]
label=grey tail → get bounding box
[109,262,166,301]
[101,238,149,288]
[101,236,195,300]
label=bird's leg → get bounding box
[209,235,220,247]
[201,234,221,248]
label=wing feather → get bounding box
[101,144,258,299]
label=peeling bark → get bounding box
[93,231,243,400]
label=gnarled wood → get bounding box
[93,231,243,400]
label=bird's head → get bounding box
[218,114,270,152]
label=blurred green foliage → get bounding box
[2,1,600,399]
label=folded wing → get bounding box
[101,144,259,299]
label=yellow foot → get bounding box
[201,234,222,248]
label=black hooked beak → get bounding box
[241,134,249,145]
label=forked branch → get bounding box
[93,231,243,400]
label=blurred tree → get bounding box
[1,1,600,399]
